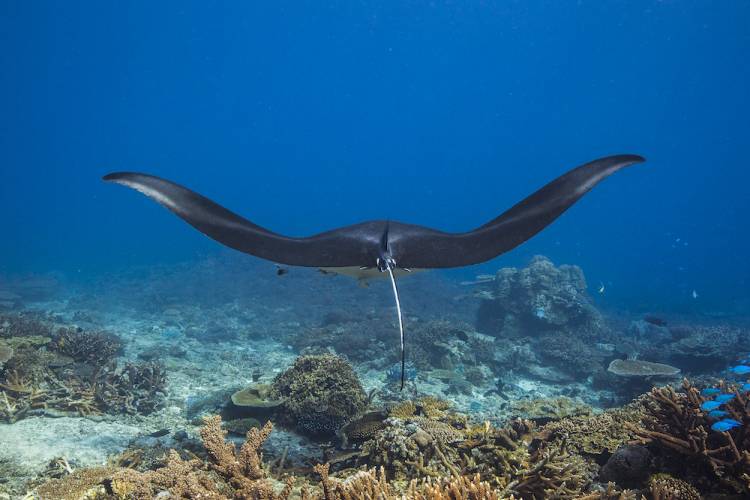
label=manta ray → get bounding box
[104,154,644,388]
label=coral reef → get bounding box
[94,361,167,415]
[538,403,645,456]
[476,256,604,340]
[0,315,165,421]
[631,379,750,496]
[50,327,123,367]
[269,354,367,438]
[509,396,592,423]
[647,473,700,500]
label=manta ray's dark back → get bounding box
[103,154,644,269]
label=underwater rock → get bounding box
[223,417,262,436]
[599,445,652,488]
[269,354,367,438]
[628,319,672,343]
[289,316,393,365]
[185,387,237,421]
[535,333,606,377]
[607,359,680,378]
[665,324,750,373]
[476,255,604,340]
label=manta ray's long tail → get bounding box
[386,266,406,390]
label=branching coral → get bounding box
[647,474,700,500]
[50,327,123,366]
[631,379,750,495]
[108,415,293,499]
[94,361,166,415]
[538,403,645,456]
[0,311,52,339]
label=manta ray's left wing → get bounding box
[103,172,386,267]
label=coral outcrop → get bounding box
[269,354,367,438]
[476,256,603,340]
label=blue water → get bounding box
[1,1,748,314]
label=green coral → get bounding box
[269,354,366,438]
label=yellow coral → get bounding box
[418,396,451,419]
[36,466,119,500]
[389,400,417,419]
[538,403,644,455]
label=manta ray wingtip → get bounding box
[102,172,138,182]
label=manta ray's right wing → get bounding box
[389,154,645,269]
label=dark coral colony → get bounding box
[1,256,750,499]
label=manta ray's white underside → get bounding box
[318,266,423,285]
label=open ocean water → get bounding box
[1,2,749,499]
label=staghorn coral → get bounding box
[0,311,53,339]
[458,418,595,498]
[108,415,293,500]
[50,327,123,366]
[35,466,119,500]
[270,354,366,438]
[647,473,700,500]
[111,450,226,499]
[510,396,592,424]
[538,403,645,455]
[94,361,166,415]
[631,379,750,495]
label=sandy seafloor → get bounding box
[1,253,748,498]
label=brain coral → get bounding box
[270,354,366,438]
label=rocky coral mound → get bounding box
[476,255,604,340]
[269,354,367,438]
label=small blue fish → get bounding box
[742,383,750,392]
[730,365,750,375]
[708,410,729,418]
[715,394,736,403]
[701,401,724,411]
[711,419,742,432]
[701,388,721,396]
